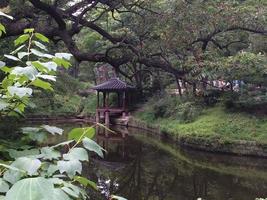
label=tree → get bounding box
[0,0,266,97]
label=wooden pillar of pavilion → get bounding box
[122,91,127,117]
[96,91,100,123]
[103,92,106,107]
[105,110,110,128]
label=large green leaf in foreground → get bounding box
[0,178,9,193]
[5,177,55,200]
[83,138,104,158]
[68,127,95,142]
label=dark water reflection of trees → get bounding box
[87,127,267,200]
[15,122,267,200]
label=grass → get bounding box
[136,105,267,144]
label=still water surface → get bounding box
[43,122,267,200]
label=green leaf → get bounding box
[63,148,88,161]
[32,79,53,91]
[53,188,71,200]
[7,149,40,159]
[0,67,11,74]
[7,86,32,98]
[5,177,55,200]
[55,53,72,60]
[4,54,20,61]
[111,195,128,200]
[11,157,41,176]
[17,52,30,59]
[63,183,85,199]
[82,138,104,158]
[0,24,6,36]
[51,140,74,148]
[10,45,25,55]
[31,49,53,58]
[74,176,97,190]
[11,66,38,80]
[0,100,9,110]
[57,160,82,177]
[22,127,47,142]
[40,147,61,160]
[30,61,44,72]
[24,28,34,33]
[41,61,57,71]
[35,33,49,43]
[68,127,95,142]
[0,163,24,173]
[37,74,56,81]
[46,164,59,176]
[14,34,29,46]
[0,11,13,20]
[0,178,9,193]
[3,170,23,184]
[34,41,48,51]
[53,57,71,69]
[61,187,79,198]
[42,125,63,135]
[0,61,5,68]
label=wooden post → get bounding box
[96,111,100,123]
[103,92,106,107]
[107,92,109,107]
[97,91,99,108]
[105,111,110,128]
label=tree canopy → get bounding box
[1,0,266,81]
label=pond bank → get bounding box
[25,114,95,123]
[123,117,267,158]
[24,113,267,158]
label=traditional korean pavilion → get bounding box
[92,78,135,127]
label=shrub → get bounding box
[81,95,97,115]
[174,102,202,123]
[136,94,202,123]
[223,88,267,114]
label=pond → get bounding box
[29,122,267,200]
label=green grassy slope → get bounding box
[136,105,267,144]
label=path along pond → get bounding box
[27,122,267,200]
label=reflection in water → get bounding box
[90,126,267,200]
[27,122,267,200]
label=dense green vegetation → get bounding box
[0,0,266,199]
[27,74,97,117]
[0,24,120,200]
[136,95,267,143]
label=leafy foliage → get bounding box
[0,28,72,117]
[0,124,105,199]
[0,23,115,200]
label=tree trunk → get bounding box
[193,82,197,96]
[175,75,182,96]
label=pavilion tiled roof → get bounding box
[92,78,135,91]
